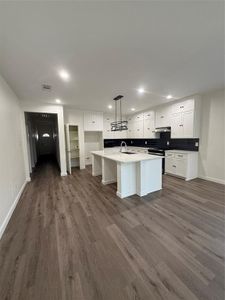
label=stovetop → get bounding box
[148,147,165,153]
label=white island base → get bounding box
[92,151,162,199]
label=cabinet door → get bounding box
[182,110,194,138]
[144,119,155,138]
[143,110,154,120]
[133,113,144,122]
[170,113,183,138]
[165,157,176,174]
[175,158,187,177]
[133,120,143,138]
[155,108,169,127]
[84,112,103,131]
[127,122,134,138]
[103,115,114,138]
[114,130,127,139]
[103,128,115,139]
[172,99,194,114]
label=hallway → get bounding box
[0,163,224,300]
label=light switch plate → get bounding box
[195,142,199,147]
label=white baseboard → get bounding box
[61,172,67,176]
[116,191,122,198]
[198,175,225,185]
[102,179,117,185]
[0,180,27,240]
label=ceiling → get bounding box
[0,1,224,114]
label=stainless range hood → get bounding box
[154,127,171,133]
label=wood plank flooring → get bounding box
[0,161,224,300]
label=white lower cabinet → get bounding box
[165,150,198,181]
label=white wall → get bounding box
[0,74,26,238]
[20,102,67,178]
[198,89,225,184]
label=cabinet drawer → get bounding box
[175,153,187,159]
[165,153,175,158]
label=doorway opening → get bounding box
[25,112,60,177]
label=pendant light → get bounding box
[111,95,128,131]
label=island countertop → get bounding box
[91,150,163,163]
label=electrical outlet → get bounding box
[195,142,199,147]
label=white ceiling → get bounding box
[0,1,224,114]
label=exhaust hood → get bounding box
[154,127,171,133]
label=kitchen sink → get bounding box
[121,151,136,154]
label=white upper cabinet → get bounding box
[133,120,144,138]
[170,98,200,138]
[127,121,134,138]
[155,106,171,128]
[84,111,103,131]
[103,114,114,138]
[182,110,194,137]
[127,111,156,139]
[127,113,144,138]
[104,96,201,139]
[143,110,156,138]
[170,113,183,138]
[171,111,195,138]
[171,99,194,114]
[133,113,144,122]
[103,114,127,139]
[143,111,154,120]
[143,119,155,138]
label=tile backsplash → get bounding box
[104,134,199,151]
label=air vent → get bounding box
[42,84,51,91]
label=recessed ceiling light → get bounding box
[55,98,61,103]
[166,95,173,99]
[58,69,70,81]
[137,87,145,94]
[108,105,112,109]
[131,108,135,111]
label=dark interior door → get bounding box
[37,122,55,156]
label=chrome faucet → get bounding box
[120,141,127,153]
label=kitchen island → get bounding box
[91,149,163,198]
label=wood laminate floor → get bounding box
[0,161,224,300]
